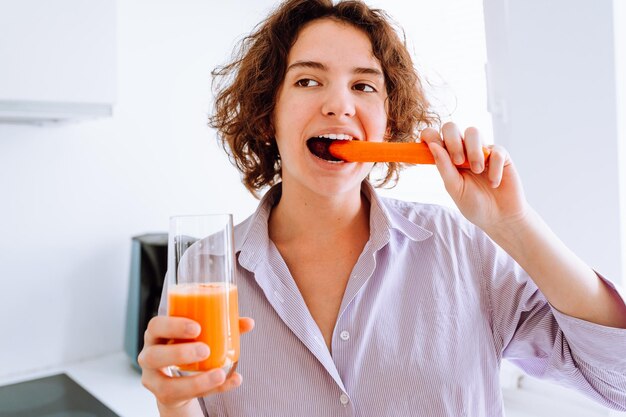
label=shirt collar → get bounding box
[362,181,433,243]
[235,181,433,270]
[234,183,281,270]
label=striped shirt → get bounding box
[160,182,626,416]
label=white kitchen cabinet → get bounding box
[0,0,116,123]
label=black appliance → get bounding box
[124,233,168,371]
[0,373,119,416]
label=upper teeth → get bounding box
[318,133,353,140]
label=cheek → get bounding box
[274,101,314,141]
[272,87,291,133]
[272,102,305,155]
[362,103,388,142]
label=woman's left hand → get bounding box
[421,122,529,234]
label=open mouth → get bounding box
[306,135,355,162]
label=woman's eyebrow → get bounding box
[353,67,384,78]
[286,60,326,72]
[286,60,383,77]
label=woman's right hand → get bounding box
[138,316,255,415]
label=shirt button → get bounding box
[340,330,350,341]
[339,393,350,405]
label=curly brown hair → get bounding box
[210,0,439,197]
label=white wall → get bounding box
[0,0,273,379]
[483,0,624,283]
[484,0,625,416]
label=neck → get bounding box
[268,181,370,244]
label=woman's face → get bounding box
[273,18,388,199]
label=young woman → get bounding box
[138,1,626,416]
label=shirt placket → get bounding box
[331,234,386,416]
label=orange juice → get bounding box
[168,283,240,372]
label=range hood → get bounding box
[0,0,116,125]
[0,100,113,125]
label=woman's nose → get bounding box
[321,87,356,118]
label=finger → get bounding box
[145,316,201,346]
[212,372,243,394]
[143,368,229,406]
[441,122,465,165]
[419,127,443,145]
[463,127,484,174]
[138,341,210,370]
[427,141,462,194]
[486,144,508,188]
[239,317,255,334]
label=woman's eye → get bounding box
[295,79,320,87]
[353,83,377,93]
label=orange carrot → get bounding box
[328,141,491,169]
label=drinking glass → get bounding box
[166,214,240,376]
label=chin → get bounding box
[306,175,366,199]
[281,157,371,198]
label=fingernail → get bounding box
[196,344,210,358]
[471,162,483,173]
[453,153,465,165]
[186,323,201,336]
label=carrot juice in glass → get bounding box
[167,214,240,376]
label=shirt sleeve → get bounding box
[478,230,626,410]
[550,275,626,369]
